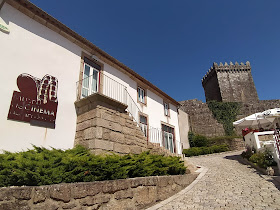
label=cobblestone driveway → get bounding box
[156,151,280,210]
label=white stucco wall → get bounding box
[101,62,182,154]
[0,3,82,152]
[0,2,182,154]
[178,109,190,149]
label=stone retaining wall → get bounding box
[209,138,245,151]
[74,93,149,155]
[179,99,225,137]
[74,93,176,157]
[0,174,198,210]
[180,99,280,137]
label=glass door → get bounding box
[139,115,148,137]
[168,133,174,153]
[82,63,99,98]
[164,131,174,153]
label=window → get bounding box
[138,87,146,104]
[164,102,169,116]
[81,58,100,98]
[162,124,175,153]
[139,115,148,137]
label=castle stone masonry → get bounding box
[202,61,259,103]
[180,61,280,137]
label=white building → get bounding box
[0,0,188,154]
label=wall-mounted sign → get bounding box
[7,73,58,129]
[0,17,9,33]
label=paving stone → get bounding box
[158,151,280,210]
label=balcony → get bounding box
[76,73,181,154]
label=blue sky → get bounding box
[30,0,280,102]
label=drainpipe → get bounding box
[0,0,6,11]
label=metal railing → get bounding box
[126,91,140,124]
[102,73,127,105]
[76,73,181,154]
[148,127,182,154]
[76,72,141,126]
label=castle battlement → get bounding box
[202,61,251,84]
[201,61,258,103]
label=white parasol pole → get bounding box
[256,113,261,129]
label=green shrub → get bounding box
[0,145,186,187]
[183,144,229,157]
[249,149,277,169]
[188,131,195,147]
[188,132,208,147]
[241,146,254,159]
[193,135,209,147]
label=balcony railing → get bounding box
[102,73,127,105]
[76,73,182,154]
[76,72,142,128]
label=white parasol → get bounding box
[257,108,280,127]
[257,108,280,119]
[233,112,276,128]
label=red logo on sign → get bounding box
[7,73,58,128]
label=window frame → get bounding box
[163,101,170,117]
[78,53,104,100]
[137,86,147,105]
[81,62,100,98]
[161,122,176,153]
[139,113,149,140]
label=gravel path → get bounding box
[154,151,280,210]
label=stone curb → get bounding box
[146,166,208,210]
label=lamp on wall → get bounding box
[91,54,99,61]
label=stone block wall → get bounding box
[74,93,148,155]
[179,99,225,137]
[180,99,280,137]
[217,70,258,103]
[74,93,177,157]
[202,71,222,102]
[209,138,245,150]
[202,62,259,103]
[0,173,198,210]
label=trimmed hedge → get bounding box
[183,144,229,157]
[0,145,186,187]
[188,132,208,147]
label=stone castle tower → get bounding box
[202,61,259,103]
